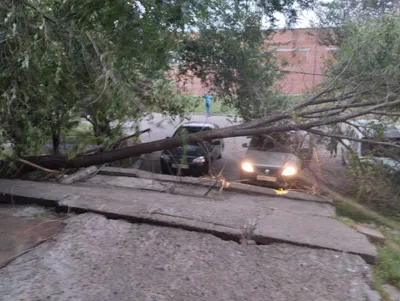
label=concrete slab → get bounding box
[0,214,65,268]
[0,180,70,206]
[0,213,379,301]
[355,224,386,245]
[0,179,376,262]
[227,182,330,203]
[222,193,336,217]
[253,211,377,263]
[83,175,175,192]
[82,175,336,217]
[58,190,267,239]
[99,166,332,203]
[382,284,400,301]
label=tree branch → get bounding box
[307,129,400,148]
[17,158,61,174]
[17,97,400,172]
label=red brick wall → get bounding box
[172,28,336,95]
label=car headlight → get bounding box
[241,162,254,173]
[281,166,297,176]
[193,156,206,164]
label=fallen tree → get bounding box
[3,14,400,176]
[6,92,399,175]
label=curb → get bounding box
[99,167,331,204]
[190,112,232,117]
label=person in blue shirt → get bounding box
[204,91,212,117]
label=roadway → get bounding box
[132,112,347,191]
[133,113,248,181]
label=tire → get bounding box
[160,159,171,174]
[217,153,222,160]
[341,149,348,166]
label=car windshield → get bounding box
[249,133,301,152]
[173,126,212,137]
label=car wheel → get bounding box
[160,160,171,174]
[217,153,222,160]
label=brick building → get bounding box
[173,28,336,95]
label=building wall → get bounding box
[271,28,336,94]
[173,28,336,96]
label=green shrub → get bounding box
[344,161,400,215]
[377,246,400,287]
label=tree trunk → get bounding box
[92,119,113,145]
[52,131,60,155]
[93,123,112,138]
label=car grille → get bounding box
[253,166,281,176]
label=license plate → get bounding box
[256,175,277,182]
[171,164,189,169]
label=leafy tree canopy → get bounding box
[0,0,314,160]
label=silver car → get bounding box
[239,131,313,187]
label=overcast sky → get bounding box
[274,9,318,28]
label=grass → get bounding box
[377,238,400,287]
[327,188,400,229]
[328,188,400,297]
[186,95,237,115]
[279,93,307,103]
[185,93,307,115]
[335,201,400,229]
[374,230,400,300]
[64,123,94,144]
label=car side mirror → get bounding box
[212,140,221,145]
[242,143,248,148]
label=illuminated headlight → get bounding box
[241,162,254,173]
[281,166,297,176]
[193,156,206,164]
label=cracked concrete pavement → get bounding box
[0,115,381,300]
[0,213,380,301]
[0,178,376,262]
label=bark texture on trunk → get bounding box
[52,132,60,155]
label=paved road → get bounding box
[131,113,348,190]
[132,113,248,181]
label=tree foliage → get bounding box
[313,0,398,45]
[178,0,314,120]
[321,14,400,108]
[0,0,316,159]
[0,0,193,157]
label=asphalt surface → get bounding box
[134,113,248,181]
[133,113,347,190]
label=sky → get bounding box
[274,9,319,28]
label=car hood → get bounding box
[163,144,204,158]
[243,150,299,168]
